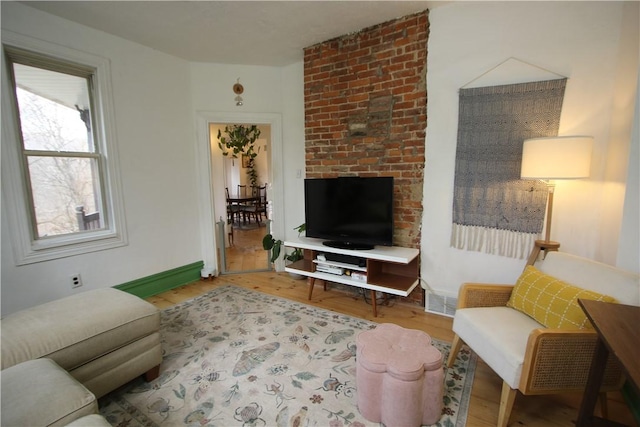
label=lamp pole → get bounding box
[526,182,560,265]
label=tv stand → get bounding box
[322,240,374,250]
[284,237,420,317]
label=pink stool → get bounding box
[356,323,444,426]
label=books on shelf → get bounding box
[315,264,344,276]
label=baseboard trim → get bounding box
[114,261,204,299]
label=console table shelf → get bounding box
[284,237,420,317]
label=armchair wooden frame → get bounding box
[446,283,624,427]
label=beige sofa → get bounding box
[1,288,162,426]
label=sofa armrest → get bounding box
[519,328,624,395]
[457,283,514,309]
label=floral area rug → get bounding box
[99,285,476,427]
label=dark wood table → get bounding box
[227,195,260,226]
[228,196,259,204]
[576,299,640,427]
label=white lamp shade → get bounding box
[521,136,593,179]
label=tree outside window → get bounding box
[12,66,104,238]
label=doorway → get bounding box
[195,112,285,278]
[211,122,270,273]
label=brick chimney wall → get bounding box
[303,10,429,304]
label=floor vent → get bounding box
[425,293,457,317]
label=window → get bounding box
[2,33,126,264]
[11,60,105,238]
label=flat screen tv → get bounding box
[304,176,394,250]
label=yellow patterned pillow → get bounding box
[507,265,616,329]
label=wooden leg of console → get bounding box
[308,277,315,300]
[371,290,377,317]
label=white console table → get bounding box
[284,237,420,317]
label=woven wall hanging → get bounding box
[451,78,567,258]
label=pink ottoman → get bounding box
[356,323,444,426]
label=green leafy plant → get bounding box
[262,223,306,264]
[246,157,258,187]
[217,124,261,159]
[217,124,261,187]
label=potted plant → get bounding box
[262,223,306,264]
[217,124,261,186]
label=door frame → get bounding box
[195,112,284,275]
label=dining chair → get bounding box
[237,185,249,198]
[243,185,266,225]
[255,185,267,221]
[225,187,241,225]
[237,184,260,224]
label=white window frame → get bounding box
[1,30,127,265]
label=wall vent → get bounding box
[425,292,457,317]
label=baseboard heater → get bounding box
[425,292,458,318]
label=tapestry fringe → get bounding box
[450,224,538,259]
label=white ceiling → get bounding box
[20,1,444,66]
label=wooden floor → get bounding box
[148,273,637,427]
[224,223,269,272]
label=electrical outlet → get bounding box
[70,274,83,288]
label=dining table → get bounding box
[227,194,261,226]
[575,299,640,427]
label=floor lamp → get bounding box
[520,135,593,265]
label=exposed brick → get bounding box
[303,10,429,306]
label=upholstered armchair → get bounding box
[445,251,639,427]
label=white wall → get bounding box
[280,62,307,232]
[189,62,306,271]
[423,1,639,299]
[255,138,269,187]
[1,3,201,314]
[618,72,640,273]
